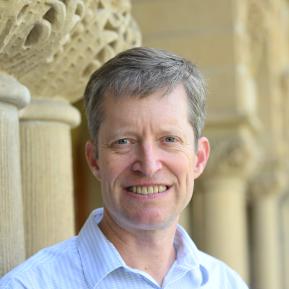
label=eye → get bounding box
[109,137,136,150]
[162,136,178,143]
[115,138,130,145]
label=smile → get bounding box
[127,185,168,195]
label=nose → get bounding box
[131,141,162,177]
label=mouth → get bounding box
[126,185,169,195]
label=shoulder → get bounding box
[198,251,249,289]
[0,237,83,289]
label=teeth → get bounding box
[129,185,167,194]
[148,186,154,194]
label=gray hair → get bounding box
[84,47,207,147]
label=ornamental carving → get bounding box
[0,0,141,102]
[249,160,288,200]
[203,130,258,178]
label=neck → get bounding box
[99,212,178,285]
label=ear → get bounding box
[193,136,210,178]
[85,140,101,180]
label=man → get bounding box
[0,47,249,288]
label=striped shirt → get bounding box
[0,208,249,288]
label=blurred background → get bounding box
[1,1,288,289]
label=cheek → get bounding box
[170,150,195,175]
[98,154,131,182]
[170,154,196,194]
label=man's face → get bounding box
[86,84,209,232]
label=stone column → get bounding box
[0,74,30,276]
[202,176,249,279]
[19,98,80,257]
[250,169,285,289]
[199,127,257,282]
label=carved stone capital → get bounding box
[0,0,141,102]
[0,0,85,73]
[200,115,259,178]
[206,135,255,175]
[249,160,288,201]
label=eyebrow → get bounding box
[106,127,189,140]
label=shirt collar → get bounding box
[174,225,201,268]
[77,208,209,288]
[77,208,126,288]
[174,225,209,286]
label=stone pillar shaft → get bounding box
[203,177,249,281]
[0,74,30,276]
[20,99,80,257]
[252,195,282,289]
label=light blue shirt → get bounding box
[0,208,249,288]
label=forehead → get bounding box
[100,84,192,131]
